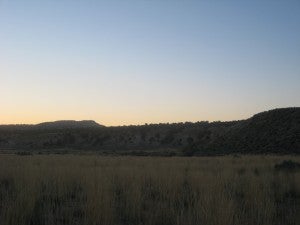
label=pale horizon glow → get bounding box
[1,0,299,126]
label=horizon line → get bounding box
[0,107,298,127]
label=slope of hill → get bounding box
[208,108,300,154]
[0,108,299,155]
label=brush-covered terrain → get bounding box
[0,108,299,155]
[0,108,299,225]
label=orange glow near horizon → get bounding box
[0,106,276,126]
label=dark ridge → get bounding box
[0,107,299,155]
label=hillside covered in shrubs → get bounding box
[0,108,299,155]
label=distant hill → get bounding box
[0,108,299,155]
[36,120,103,129]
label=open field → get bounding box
[0,155,299,225]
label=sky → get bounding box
[0,0,299,126]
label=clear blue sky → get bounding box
[0,0,299,125]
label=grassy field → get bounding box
[0,155,299,225]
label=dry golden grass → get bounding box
[0,154,299,225]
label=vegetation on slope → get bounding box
[0,108,299,155]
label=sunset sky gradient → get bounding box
[1,0,299,126]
